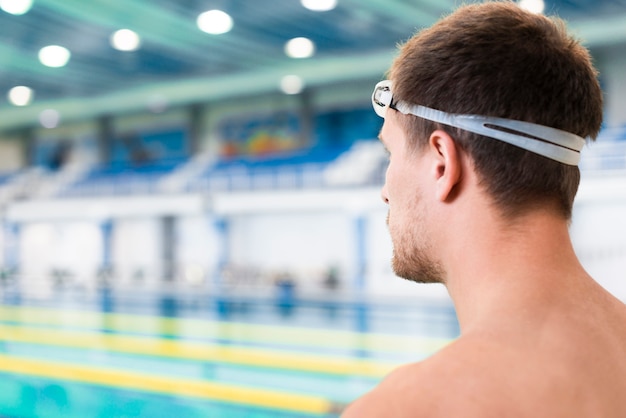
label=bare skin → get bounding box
[341,110,626,417]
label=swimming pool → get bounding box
[0,296,457,417]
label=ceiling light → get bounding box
[280,75,304,95]
[111,29,141,51]
[518,0,545,14]
[39,109,61,129]
[301,0,337,12]
[38,45,71,68]
[8,85,34,106]
[147,94,169,113]
[285,37,315,59]
[0,0,33,15]
[197,10,233,35]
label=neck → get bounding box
[442,206,587,333]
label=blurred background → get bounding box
[0,0,625,416]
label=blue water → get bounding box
[0,376,323,418]
[0,291,458,417]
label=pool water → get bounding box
[0,297,457,417]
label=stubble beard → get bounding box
[387,211,445,285]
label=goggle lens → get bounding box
[372,81,393,118]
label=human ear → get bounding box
[429,129,462,202]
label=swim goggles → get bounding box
[372,80,585,165]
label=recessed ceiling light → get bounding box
[301,0,337,12]
[0,0,33,15]
[111,29,141,51]
[280,75,304,95]
[8,85,34,106]
[518,0,545,14]
[38,45,71,68]
[147,94,169,113]
[39,109,61,129]
[197,10,233,35]
[285,37,315,59]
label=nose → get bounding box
[381,184,389,204]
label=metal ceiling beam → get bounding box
[0,49,397,132]
[338,0,453,29]
[35,0,281,68]
[338,0,626,50]
[1,1,624,134]
[0,42,124,95]
[0,43,49,76]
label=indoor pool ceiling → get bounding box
[0,0,625,131]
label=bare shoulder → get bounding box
[341,311,626,418]
[340,361,436,418]
[341,339,510,418]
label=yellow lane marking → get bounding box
[0,324,398,378]
[0,305,452,355]
[0,353,340,414]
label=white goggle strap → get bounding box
[373,80,585,165]
[396,102,584,166]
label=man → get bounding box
[342,1,626,417]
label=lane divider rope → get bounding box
[0,323,397,378]
[0,353,344,415]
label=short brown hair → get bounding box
[389,1,603,219]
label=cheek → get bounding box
[385,173,410,228]
[385,161,413,206]
[386,163,428,226]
